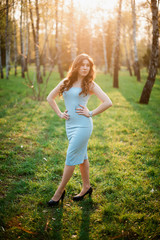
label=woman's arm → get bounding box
[76,82,112,117]
[90,82,112,117]
[47,80,69,120]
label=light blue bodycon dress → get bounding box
[63,87,93,166]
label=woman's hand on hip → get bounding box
[76,105,90,117]
[60,110,70,120]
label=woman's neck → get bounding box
[77,75,83,84]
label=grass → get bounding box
[0,67,160,240]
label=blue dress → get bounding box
[63,87,93,166]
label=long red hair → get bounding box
[59,53,96,96]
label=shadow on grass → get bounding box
[78,198,94,240]
[46,204,64,240]
[118,73,160,134]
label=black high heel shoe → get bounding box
[73,187,93,201]
[47,190,65,207]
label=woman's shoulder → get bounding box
[58,78,68,87]
[89,81,99,91]
[89,81,103,95]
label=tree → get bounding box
[113,0,123,88]
[24,0,29,72]
[20,0,25,78]
[139,0,159,104]
[29,0,43,85]
[102,15,108,74]
[5,0,10,79]
[70,0,77,61]
[0,34,4,78]
[13,0,17,76]
[55,0,64,79]
[0,1,5,79]
[42,0,48,77]
[131,0,141,81]
[123,24,132,76]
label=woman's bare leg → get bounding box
[51,164,75,201]
[76,159,91,196]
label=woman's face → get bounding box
[78,59,90,78]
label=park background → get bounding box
[0,0,160,239]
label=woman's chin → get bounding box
[80,73,88,77]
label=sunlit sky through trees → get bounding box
[14,0,148,39]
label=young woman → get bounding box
[47,53,112,206]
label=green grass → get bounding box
[0,67,160,240]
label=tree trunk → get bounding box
[128,30,135,75]
[131,0,141,81]
[29,0,43,84]
[20,0,25,78]
[139,0,159,104]
[24,0,29,72]
[55,0,64,79]
[5,0,9,79]
[102,19,108,74]
[88,9,93,57]
[70,0,77,61]
[13,0,17,76]
[0,35,4,79]
[110,36,115,75]
[35,0,42,85]
[123,25,132,76]
[113,0,122,88]
[43,18,47,77]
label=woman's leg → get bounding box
[76,159,91,196]
[51,164,75,201]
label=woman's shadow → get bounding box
[78,197,94,240]
[44,197,94,240]
[45,204,64,240]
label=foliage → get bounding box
[1,0,158,73]
[0,68,160,239]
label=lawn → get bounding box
[0,67,160,240]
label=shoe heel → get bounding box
[61,190,65,202]
[89,187,93,196]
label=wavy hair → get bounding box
[59,53,96,96]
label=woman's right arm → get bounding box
[46,80,69,120]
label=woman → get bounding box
[47,53,112,206]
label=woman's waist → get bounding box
[65,115,93,127]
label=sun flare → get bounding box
[74,0,118,11]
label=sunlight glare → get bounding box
[75,0,118,11]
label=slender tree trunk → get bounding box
[139,0,159,104]
[89,32,93,57]
[70,0,77,61]
[20,0,25,78]
[13,0,17,75]
[131,0,141,81]
[29,0,42,85]
[60,0,64,55]
[55,0,64,79]
[89,9,93,57]
[110,36,115,75]
[113,0,122,88]
[102,19,108,74]
[24,0,29,72]
[35,0,42,85]
[0,35,4,79]
[123,25,132,76]
[129,30,135,75]
[43,0,49,77]
[5,0,9,79]
[28,22,31,64]
[43,18,47,77]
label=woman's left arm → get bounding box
[76,82,112,117]
[90,82,112,117]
